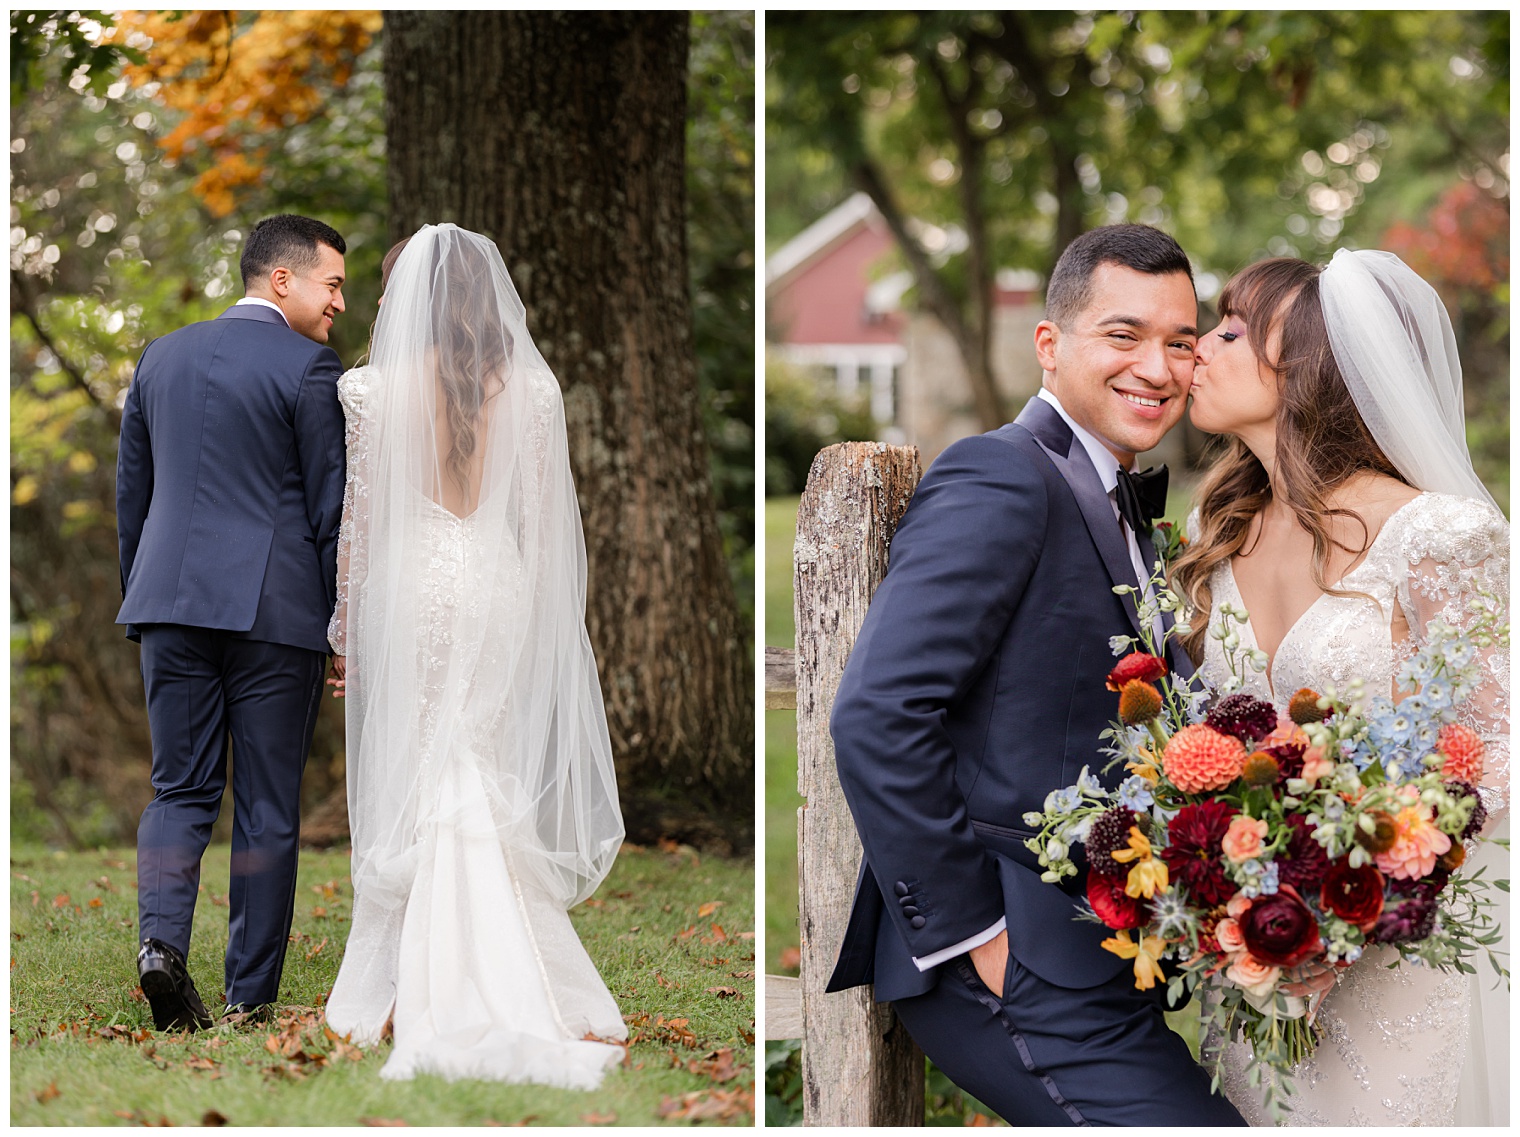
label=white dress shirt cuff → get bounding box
[911,916,1007,971]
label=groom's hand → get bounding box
[327,655,346,698]
[969,929,1008,997]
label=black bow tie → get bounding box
[1114,464,1169,536]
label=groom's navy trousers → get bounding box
[828,396,1245,1125]
[118,304,345,1006]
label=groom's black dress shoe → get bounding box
[137,938,214,1032]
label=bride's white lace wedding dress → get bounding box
[1195,493,1509,1125]
[322,357,627,1087]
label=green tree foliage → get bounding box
[768,11,1508,435]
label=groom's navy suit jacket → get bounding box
[827,395,1190,1002]
[116,305,347,653]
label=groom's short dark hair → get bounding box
[241,214,347,288]
[1045,224,1193,327]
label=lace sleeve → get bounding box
[1394,496,1510,828]
[328,368,373,656]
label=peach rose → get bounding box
[1299,745,1335,785]
[1221,815,1269,863]
[1215,917,1247,954]
[1226,893,1253,920]
[1225,954,1282,999]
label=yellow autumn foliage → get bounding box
[105,11,381,216]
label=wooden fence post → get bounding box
[794,441,924,1127]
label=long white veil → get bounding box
[1321,247,1508,1125]
[341,223,623,915]
[1319,248,1497,510]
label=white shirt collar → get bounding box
[1036,387,1123,495]
[234,296,290,326]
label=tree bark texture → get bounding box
[794,442,925,1126]
[382,12,751,846]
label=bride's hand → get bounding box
[328,655,347,698]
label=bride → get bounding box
[322,224,628,1086]
[1174,249,1508,1125]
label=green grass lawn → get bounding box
[764,497,802,976]
[12,842,754,1126]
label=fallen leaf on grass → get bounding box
[13,872,36,883]
[201,1111,228,1126]
[361,1118,409,1127]
[728,970,755,979]
[654,971,679,989]
[706,986,741,999]
[34,1082,60,1103]
[740,1025,755,1045]
[311,880,343,902]
[210,894,228,908]
[88,898,104,909]
[184,1055,222,1075]
[701,923,729,945]
[968,1113,998,1126]
[94,875,116,891]
[655,1085,755,1122]
[305,936,329,961]
[579,1112,617,1125]
[30,890,39,907]
[779,946,801,970]
[697,901,724,918]
[686,1047,741,1082]
[311,906,328,918]
[675,924,700,941]
[736,931,755,940]
[622,1012,697,1048]
[581,897,604,908]
[51,894,69,909]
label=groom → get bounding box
[827,225,1245,1124]
[117,214,349,1030]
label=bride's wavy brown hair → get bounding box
[1171,257,1405,663]
[381,235,511,500]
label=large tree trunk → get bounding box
[381,12,751,848]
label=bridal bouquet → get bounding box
[1023,572,1508,1119]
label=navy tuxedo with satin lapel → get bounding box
[116,302,346,1008]
[826,395,1238,1125]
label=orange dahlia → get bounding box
[1163,724,1246,793]
[1437,723,1486,783]
[1373,804,1453,881]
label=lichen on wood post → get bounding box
[794,440,924,1126]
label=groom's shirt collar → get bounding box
[1036,387,1122,492]
[234,296,290,326]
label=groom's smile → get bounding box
[1034,262,1198,467]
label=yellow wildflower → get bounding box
[1111,825,1169,899]
[1100,929,1169,991]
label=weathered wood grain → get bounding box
[794,441,925,1127]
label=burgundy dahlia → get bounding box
[1261,736,1307,784]
[1161,801,1238,907]
[1085,807,1139,881]
[1275,814,1332,890]
[1205,693,1279,744]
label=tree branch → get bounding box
[11,268,117,420]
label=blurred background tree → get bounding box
[11,10,755,851]
[767,10,1508,501]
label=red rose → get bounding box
[1319,858,1385,932]
[1106,652,1168,692]
[1239,884,1322,968]
[1087,871,1147,930]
